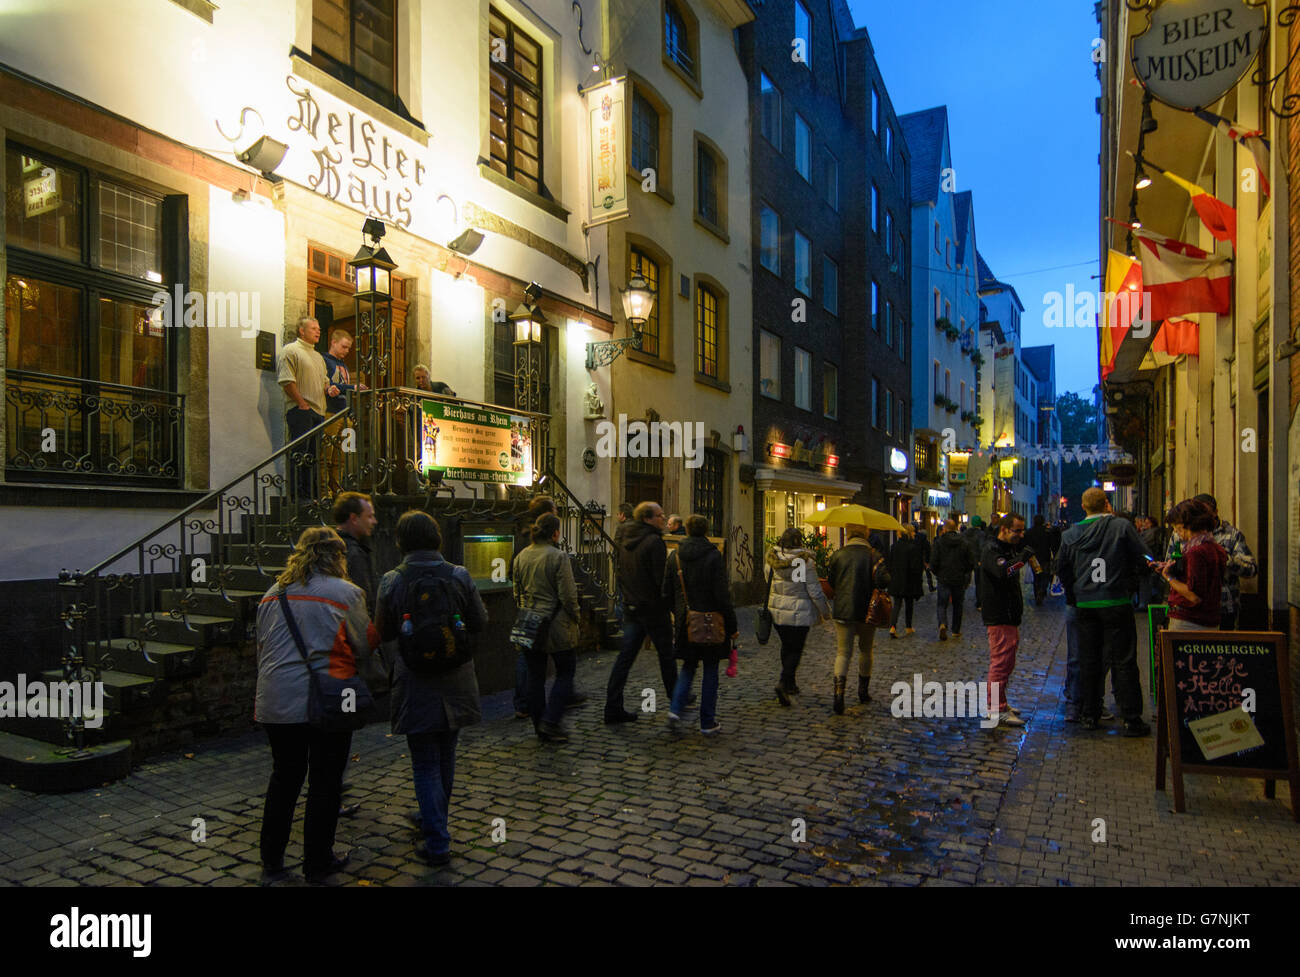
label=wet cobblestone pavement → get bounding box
[3,592,1298,886]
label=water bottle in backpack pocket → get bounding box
[396,563,475,674]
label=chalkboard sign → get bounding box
[1155,630,1299,819]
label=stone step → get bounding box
[0,730,132,792]
[41,668,163,712]
[159,587,264,620]
[123,611,240,647]
[197,564,276,593]
[100,639,206,679]
[0,710,120,747]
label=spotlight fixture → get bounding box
[1134,159,1152,190]
[236,135,289,178]
[448,227,485,256]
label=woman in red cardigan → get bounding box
[1156,499,1227,631]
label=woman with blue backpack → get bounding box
[375,510,488,868]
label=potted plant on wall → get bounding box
[799,529,836,597]
[935,316,953,334]
[971,350,985,366]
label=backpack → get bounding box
[395,562,475,675]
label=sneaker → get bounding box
[667,712,682,733]
[997,712,1026,728]
[1123,718,1151,738]
[889,627,898,639]
[905,628,915,636]
[701,722,722,735]
[1099,709,1115,721]
[938,625,948,641]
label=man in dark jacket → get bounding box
[1024,513,1055,606]
[981,513,1028,727]
[1056,487,1151,736]
[604,501,678,723]
[914,523,935,592]
[931,518,973,639]
[334,492,377,616]
[968,516,988,609]
[827,526,889,713]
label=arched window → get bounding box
[630,247,661,358]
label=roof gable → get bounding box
[898,106,949,205]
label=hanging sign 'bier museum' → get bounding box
[584,78,629,228]
[1131,0,1267,111]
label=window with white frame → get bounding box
[794,231,811,296]
[794,114,812,183]
[760,72,781,149]
[795,347,811,410]
[760,205,780,274]
[760,329,780,399]
[823,363,838,418]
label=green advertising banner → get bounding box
[420,400,533,485]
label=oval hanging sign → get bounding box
[1131,0,1268,111]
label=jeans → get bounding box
[526,649,575,727]
[286,407,324,499]
[407,730,460,857]
[517,648,583,712]
[1076,604,1143,722]
[986,625,1019,711]
[604,609,677,716]
[671,653,719,728]
[832,621,875,678]
[936,583,965,633]
[1064,604,1081,705]
[260,724,352,870]
[774,624,810,688]
[890,596,915,629]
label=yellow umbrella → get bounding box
[805,504,904,532]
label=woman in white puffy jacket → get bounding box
[765,527,832,706]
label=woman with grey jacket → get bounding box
[512,512,581,743]
[765,527,831,706]
[376,510,488,868]
[255,526,374,882]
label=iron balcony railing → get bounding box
[5,370,184,485]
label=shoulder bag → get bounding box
[866,559,892,627]
[755,567,774,645]
[510,550,560,652]
[677,556,727,645]
[278,590,372,732]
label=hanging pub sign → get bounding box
[948,452,969,484]
[1131,0,1268,111]
[420,400,533,486]
[584,77,628,228]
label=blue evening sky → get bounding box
[849,0,1102,397]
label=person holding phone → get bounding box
[1153,500,1227,632]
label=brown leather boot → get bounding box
[858,676,871,704]
[832,676,846,715]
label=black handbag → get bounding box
[756,568,774,645]
[510,607,554,651]
[278,590,372,732]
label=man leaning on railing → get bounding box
[278,317,330,500]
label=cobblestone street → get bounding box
[3,591,1297,887]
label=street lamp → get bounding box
[586,269,655,369]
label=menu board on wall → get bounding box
[420,400,532,486]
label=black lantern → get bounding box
[346,219,398,493]
[586,268,655,369]
[510,282,547,415]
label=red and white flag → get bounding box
[1134,230,1231,322]
[1193,109,1270,198]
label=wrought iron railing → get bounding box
[546,463,619,605]
[5,370,184,485]
[54,390,550,753]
